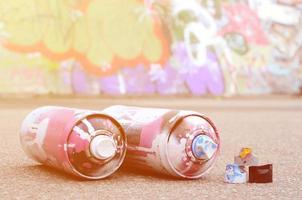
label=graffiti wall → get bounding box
[0,0,301,95]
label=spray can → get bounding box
[102,105,220,179]
[20,106,126,179]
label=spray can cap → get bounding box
[90,135,117,160]
[191,134,218,160]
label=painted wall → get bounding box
[0,0,301,95]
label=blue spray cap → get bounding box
[191,134,218,160]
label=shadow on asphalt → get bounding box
[119,165,208,182]
[17,164,207,182]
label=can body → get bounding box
[102,105,220,179]
[20,106,126,179]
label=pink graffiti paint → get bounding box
[102,105,220,179]
[220,3,268,45]
[20,106,126,179]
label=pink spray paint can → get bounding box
[20,106,126,179]
[102,105,220,179]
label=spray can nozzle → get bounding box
[90,135,117,160]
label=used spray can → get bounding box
[102,105,220,179]
[20,106,126,179]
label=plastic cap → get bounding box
[90,135,117,160]
[192,134,217,160]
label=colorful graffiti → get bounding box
[0,0,301,95]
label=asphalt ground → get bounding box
[0,96,301,199]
